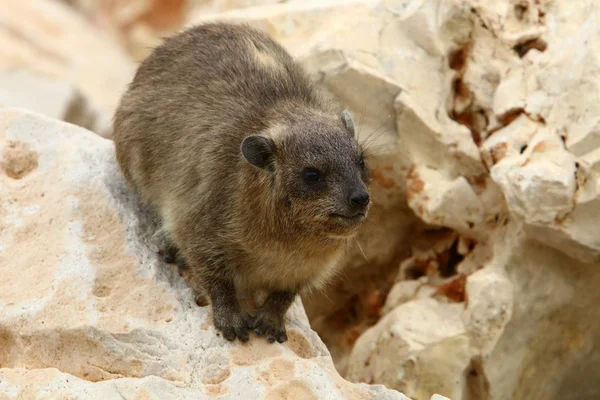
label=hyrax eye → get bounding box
[359,157,365,169]
[303,168,321,184]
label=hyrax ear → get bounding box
[341,109,355,137]
[241,135,276,170]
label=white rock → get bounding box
[468,221,599,400]
[463,267,513,354]
[190,0,294,15]
[0,70,100,133]
[480,0,600,263]
[347,298,469,400]
[491,128,577,226]
[188,0,380,59]
[382,279,424,316]
[0,109,410,400]
[492,67,527,118]
[0,0,135,137]
[394,89,486,182]
[64,0,295,61]
[406,165,486,237]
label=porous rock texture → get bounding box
[0,0,135,136]
[187,0,600,399]
[0,108,413,399]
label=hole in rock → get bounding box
[405,263,428,280]
[465,357,491,400]
[306,225,475,376]
[435,274,467,303]
[452,77,471,102]
[303,212,427,375]
[304,247,410,375]
[448,46,470,71]
[451,108,488,146]
[498,108,525,127]
[438,237,464,278]
[560,134,567,146]
[514,2,528,20]
[0,329,19,368]
[448,54,489,146]
[1,140,39,180]
[513,38,548,57]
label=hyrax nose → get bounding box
[349,190,370,209]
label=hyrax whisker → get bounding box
[357,106,367,141]
[362,127,393,151]
[354,238,370,264]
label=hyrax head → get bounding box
[241,110,371,238]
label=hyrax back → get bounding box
[113,23,371,343]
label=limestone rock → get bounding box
[62,0,291,61]
[5,0,600,398]
[341,0,600,398]
[0,0,135,137]
[59,0,186,61]
[346,299,470,400]
[482,0,600,263]
[190,0,292,15]
[0,109,412,400]
[0,71,100,134]
[188,0,379,59]
[464,222,600,400]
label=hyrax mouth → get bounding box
[329,212,366,223]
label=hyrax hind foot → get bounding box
[162,245,178,264]
[251,290,296,343]
[161,244,190,269]
[251,311,287,343]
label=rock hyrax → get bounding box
[113,23,371,343]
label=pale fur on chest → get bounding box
[235,244,345,294]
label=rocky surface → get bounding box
[0,0,135,136]
[3,0,600,399]
[0,108,413,399]
[61,0,291,61]
[0,71,100,134]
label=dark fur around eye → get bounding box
[303,168,321,184]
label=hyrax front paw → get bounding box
[213,308,252,342]
[251,310,287,343]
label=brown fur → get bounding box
[113,23,370,343]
